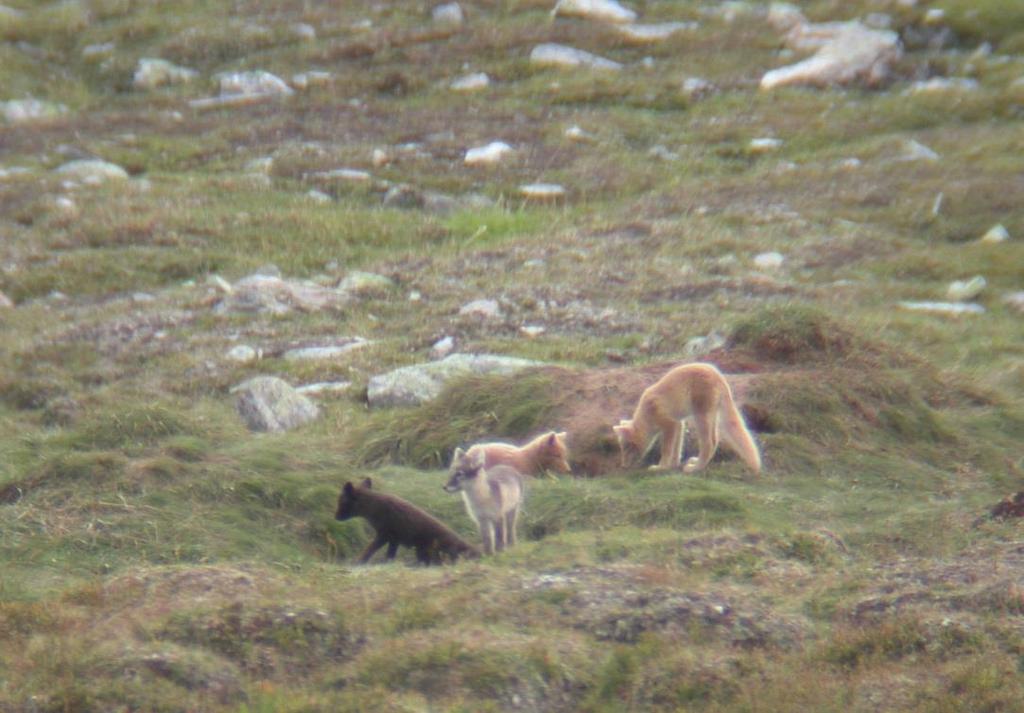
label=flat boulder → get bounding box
[367,354,543,408]
[233,376,320,432]
[761,21,900,90]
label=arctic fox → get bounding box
[444,448,525,555]
[613,362,761,475]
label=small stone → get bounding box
[430,336,455,359]
[310,168,372,182]
[465,141,513,166]
[227,345,260,363]
[864,13,893,29]
[520,325,546,338]
[459,299,502,319]
[905,77,978,94]
[767,2,806,31]
[681,77,713,98]
[1003,292,1024,313]
[215,70,294,97]
[291,71,332,90]
[519,183,566,200]
[450,72,490,91]
[2,99,68,124]
[338,271,394,296]
[749,137,783,153]
[372,148,390,167]
[133,58,198,90]
[615,22,697,44]
[233,376,320,432]
[553,0,637,23]
[753,251,785,269]
[82,42,115,60]
[946,276,986,302]
[54,196,77,214]
[838,157,861,170]
[132,292,156,303]
[684,330,726,356]
[306,189,332,203]
[291,22,316,40]
[565,125,594,141]
[0,291,13,309]
[980,224,1010,244]
[283,339,371,361]
[208,274,234,294]
[530,43,622,71]
[649,145,679,161]
[54,159,129,185]
[246,157,274,174]
[432,2,464,25]
[898,301,985,316]
[923,8,945,24]
[296,381,352,396]
[409,290,423,302]
[897,139,939,162]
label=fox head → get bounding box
[612,420,643,468]
[444,447,485,493]
[538,431,572,474]
[335,477,374,520]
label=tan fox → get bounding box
[444,448,524,555]
[466,431,571,477]
[613,362,761,476]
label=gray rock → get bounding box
[0,291,13,308]
[430,335,455,359]
[465,141,513,166]
[684,330,727,357]
[432,2,464,25]
[897,139,940,162]
[898,301,985,316]
[213,274,350,315]
[761,21,900,90]
[681,76,713,98]
[946,276,986,302]
[291,22,317,40]
[233,376,320,432]
[530,43,622,71]
[283,338,371,361]
[980,224,1010,244]
[2,98,68,124]
[553,0,637,24]
[296,381,352,395]
[460,298,502,319]
[383,184,426,209]
[450,72,490,91]
[55,159,129,184]
[291,71,332,90]
[368,353,544,408]
[214,70,294,97]
[905,77,979,94]
[226,345,261,363]
[1003,292,1024,314]
[306,189,333,204]
[339,271,394,296]
[615,22,698,44]
[133,58,198,90]
[82,42,115,60]
[753,251,785,269]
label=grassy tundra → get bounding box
[1,0,1023,710]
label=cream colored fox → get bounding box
[613,362,761,476]
[444,447,524,555]
[467,431,571,477]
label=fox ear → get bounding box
[452,447,465,463]
[342,482,355,496]
[361,478,373,490]
[468,448,486,469]
[546,432,558,446]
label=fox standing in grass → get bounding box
[444,448,524,555]
[335,478,479,564]
[613,362,761,476]
[466,431,571,477]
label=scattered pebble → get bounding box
[450,72,490,92]
[431,336,455,359]
[465,141,513,166]
[2,98,68,124]
[54,159,129,185]
[564,125,594,142]
[519,183,566,200]
[924,8,945,24]
[459,299,502,319]
[82,42,115,60]
[291,71,332,90]
[980,224,1009,244]
[946,276,986,302]
[297,381,352,396]
[0,291,13,309]
[291,22,316,40]
[749,137,783,153]
[553,0,637,24]
[899,301,985,315]
[1003,292,1024,313]
[753,251,785,269]
[838,157,862,170]
[284,339,371,361]
[227,345,261,363]
[615,22,698,44]
[133,58,198,90]
[530,43,622,71]
[520,325,546,338]
[681,77,713,98]
[905,77,979,94]
[306,189,332,203]
[897,139,939,162]
[432,2,464,25]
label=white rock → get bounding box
[0,291,13,309]
[980,224,1010,244]
[465,141,513,166]
[905,77,979,94]
[82,42,115,60]
[54,196,77,214]
[432,2,464,25]
[681,76,713,98]
[306,189,332,203]
[649,145,679,161]
[553,0,636,24]
[54,159,129,184]
[291,71,332,90]
[459,299,502,319]
[431,336,455,359]
[767,2,806,31]
[749,137,783,153]
[338,271,395,296]
[564,125,594,141]
[246,157,274,174]
[530,43,622,71]
[864,13,893,30]
[371,148,390,167]
[520,325,546,338]
[368,354,543,408]
[761,21,900,90]
[615,22,697,44]
[520,183,566,199]
[291,22,317,40]
[684,330,726,357]
[227,345,260,363]
[133,58,198,89]
[208,274,234,294]
[1003,292,1024,313]
[899,301,985,315]
[753,251,785,269]
[311,168,372,182]
[946,276,986,302]
[2,99,67,124]
[233,376,320,432]
[284,339,371,361]
[897,139,940,162]
[296,381,352,395]
[838,157,862,170]
[450,72,490,91]
[215,70,294,97]
[924,8,945,24]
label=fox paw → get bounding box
[683,458,703,474]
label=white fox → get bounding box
[444,447,525,555]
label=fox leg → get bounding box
[494,519,506,552]
[654,420,683,470]
[385,541,399,560]
[505,507,519,547]
[358,534,388,563]
[479,521,496,555]
[684,409,719,473]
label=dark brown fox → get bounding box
[335,478,479,565]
